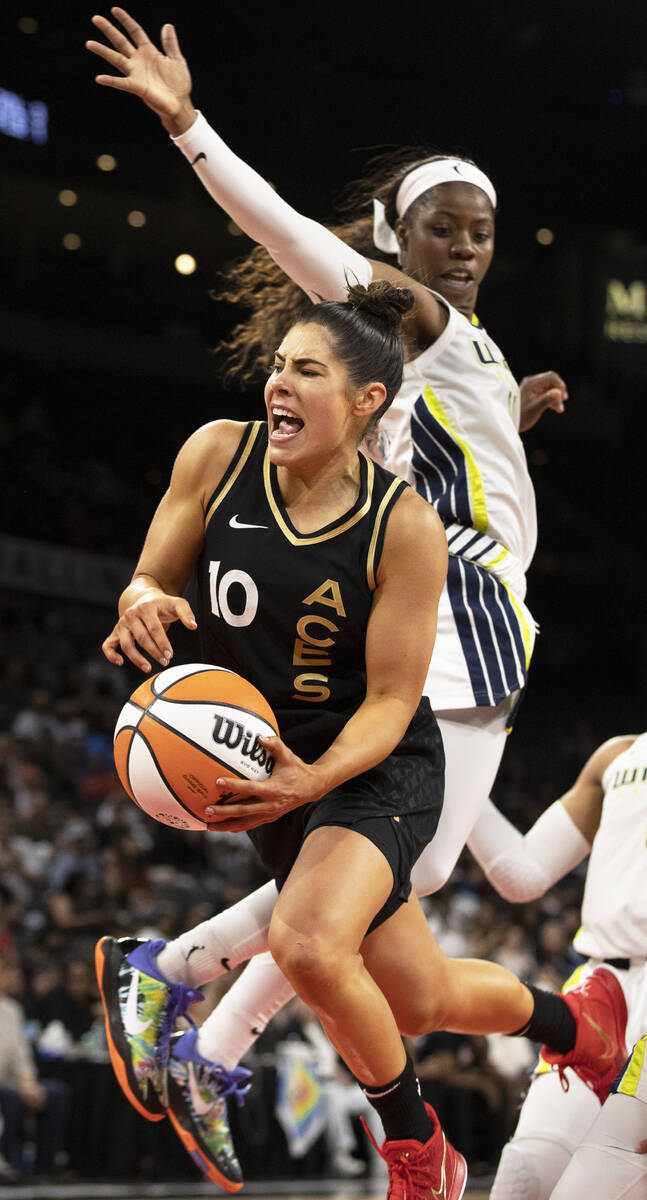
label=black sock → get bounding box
[359,1055,433,1144]
[512,985,576,1053]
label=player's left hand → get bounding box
[203,737,322,832]
[519,370,568,432]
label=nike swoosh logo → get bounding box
[191,152,206,166]
[585,1014,614,1060]
[452,163,462,175]
[185,944,205,962]
[430,1132,447,1199]
[124,969,151,1036]
[187,1061,217,1116]
[221,957,231,971]
[229,515,269,530]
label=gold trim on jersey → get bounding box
[500,578,533,669]
[618,1033,646,1098]
[263,452,376,546]
[366,478,405,591]
[422,384,488,533]
[204,422,264,530]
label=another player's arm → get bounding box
[208,492,448,831]
[518,371,568,431]
[466,734,638,902]
[102,420,245,671]
[86,9,446,346]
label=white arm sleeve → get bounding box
[171,111,372,302]
[466,798,591,902]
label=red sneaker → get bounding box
[362,1102,467,1200]
[541,967,628,1103]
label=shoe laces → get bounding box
[196,1062,253,1112]
[383,1147,434,1200]
[361,1119,434,1200]
[157,983,204,1069]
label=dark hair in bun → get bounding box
[301,279,414,431]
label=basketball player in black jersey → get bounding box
[96,279,628,1200]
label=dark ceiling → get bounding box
[3,0,647,231]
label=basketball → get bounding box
[113,662,279,831]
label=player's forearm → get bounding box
[170,112,371,301]
[467,798,591,902]
[310,694,415,797]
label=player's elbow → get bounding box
[483,862,549,903]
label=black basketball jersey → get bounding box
[196,420,418,761]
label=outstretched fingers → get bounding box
[86,38,130,74]
[110,6,152,48]
[160,23,182,59]
[90,13,136,56]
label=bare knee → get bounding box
[269,922,342,1004]
[392,991,449,1038]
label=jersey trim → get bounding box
[615,1034,646,1098]
[204,421,264,530]
[447,556,530,705]
[366,477,407,591]
[411,385,488,533]
[263,452,376,546]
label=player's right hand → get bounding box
[102,591,197,671]
[86,7,193,124]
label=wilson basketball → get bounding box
[113,662,278,831]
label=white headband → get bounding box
[372,159,497,257]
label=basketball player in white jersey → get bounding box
[551,1034,647,1199]
[462,732,647,1200]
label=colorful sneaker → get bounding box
[166,1027,251,1192]
[541,967,628,1103]
[95,936,203,1121]
[362,1102,467,1200]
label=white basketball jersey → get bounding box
[574,734,647,959]
[377,297,537,598]
[369,297,537,710]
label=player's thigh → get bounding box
[270,823,394,953]
[411,701,509,896]
[550,1093,647,1200]
[361,891,452,1030]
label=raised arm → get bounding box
[466,735,637,902]
[87,8,445,339]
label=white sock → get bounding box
[196,951,295,1069]
[155,880,278,988]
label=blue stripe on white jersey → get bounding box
[411,393,474,527]
[447,557,527,705]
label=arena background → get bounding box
[1,1,646,1195]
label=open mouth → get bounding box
[270,405,305,440]
[441,270,473,287]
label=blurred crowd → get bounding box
[0,590,600,1182]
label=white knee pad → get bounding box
[490,1138,572,1200]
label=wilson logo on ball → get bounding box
[212,716,275,774]
[113,663,278,831]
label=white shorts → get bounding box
[424,562,536,710]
